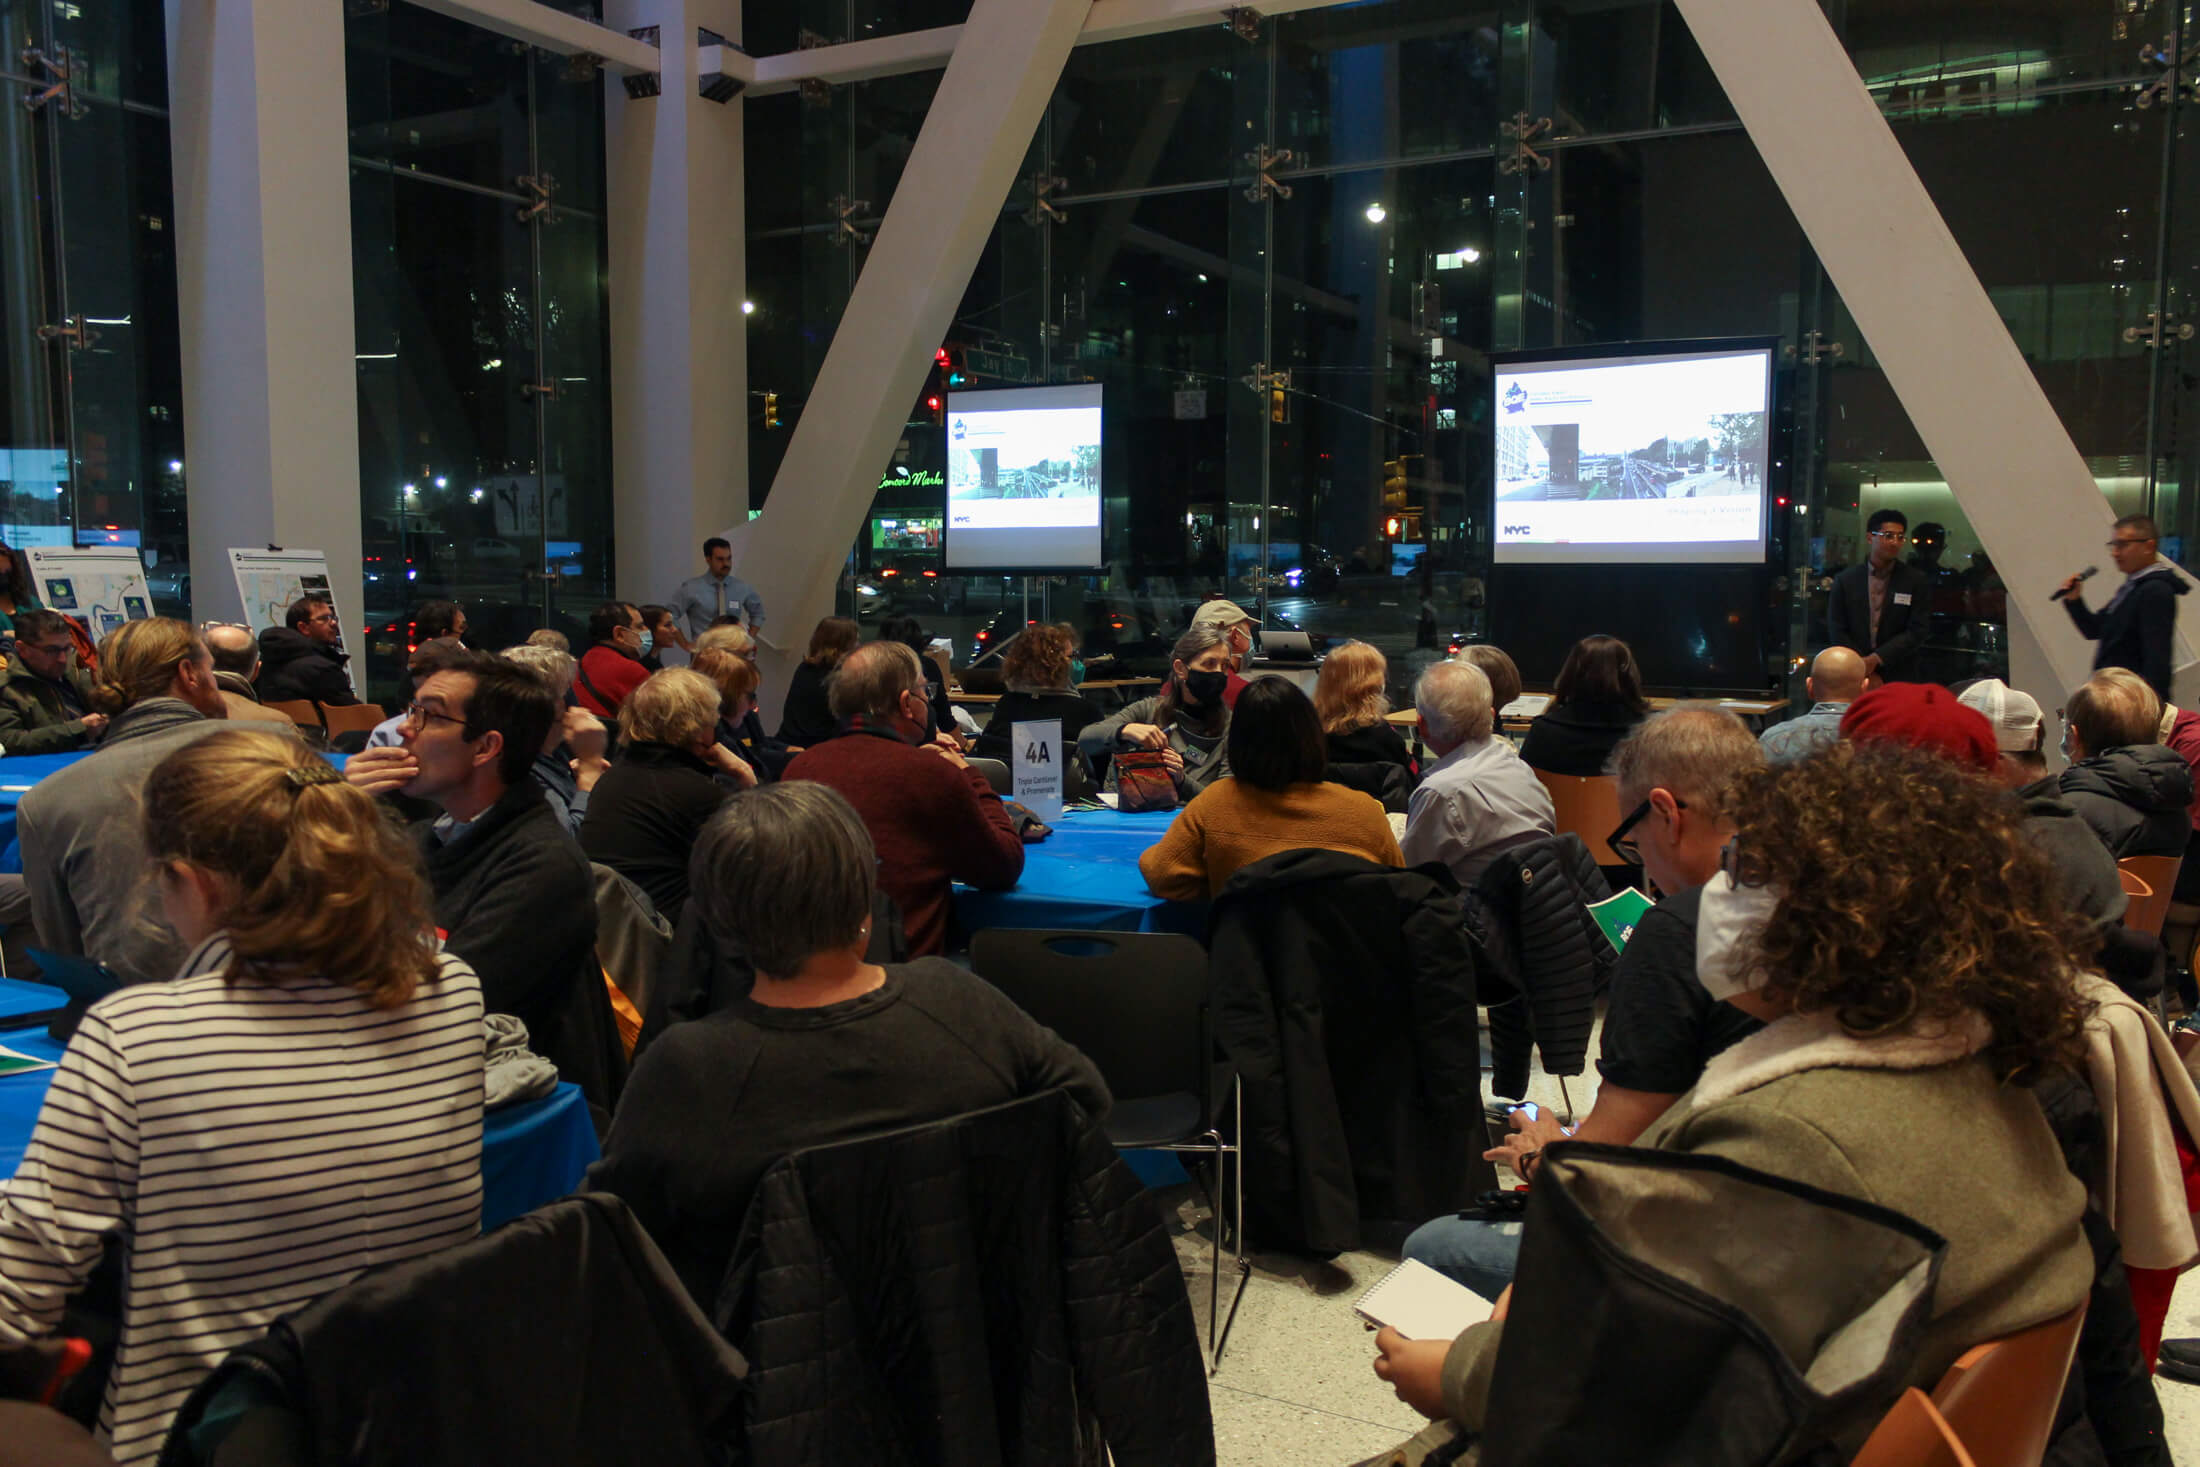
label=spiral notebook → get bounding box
[1354,1258,1495,1341]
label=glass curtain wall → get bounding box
[346,0,614,703]
[0,0,184,599]
[748,0,2200,709]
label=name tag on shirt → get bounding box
[1892,592,1912,605]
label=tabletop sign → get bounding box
[1012,719,1064,824]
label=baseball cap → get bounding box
[1837,682,1999,773]
[1955,679,2045,753]
[1190,598,1254,630]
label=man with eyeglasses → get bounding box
[344,653,624,1119]
[2063,513,2186,703]
[0,610,104,755]
[1826,508,1930,683]
[254,595,360,706]
[1401,707,1765,1299]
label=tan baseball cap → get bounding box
[1956,678,2045,753]
[1190,598,1254,630]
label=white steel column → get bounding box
[164,0,362,631]
[1673,0,2195,702]
[603,0,746,614]
[741,0,1093,698]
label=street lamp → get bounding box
[1364,203,1387,224]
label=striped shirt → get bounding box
[0,935,485,1464]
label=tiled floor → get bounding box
[1168,1039,2200,1465]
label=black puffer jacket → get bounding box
[2058,744,2194,861]
[717,1089,1212,1467]
[1472,833,1617,1099]
[253,625,358,706]
[1209,848,1490,1255]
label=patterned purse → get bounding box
[1112,748,1181,814]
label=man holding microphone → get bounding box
[2061,514,2187,702]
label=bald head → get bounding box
[203,624,258,678]
[1807,646,1868,705]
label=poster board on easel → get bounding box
[228,547,358,697]
[22,546,155,643]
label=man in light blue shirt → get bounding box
[1757,645,1866,765]
[1400,659,1556,889]
[668,536,764,640]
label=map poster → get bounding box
[23,547,155,642]
[228,548,358,697]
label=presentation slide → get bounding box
[944,384,1104,572]
[1492,345,1773,565]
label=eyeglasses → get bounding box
[402,701,468,732]
[2107,536,2155,549]
[20,642,73,659]
[198,620,247,632]
[1606,796,1686,866]
[1867,530,1905,541]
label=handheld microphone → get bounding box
[2050,565,2098,603]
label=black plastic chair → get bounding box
[968,928,1247,1372]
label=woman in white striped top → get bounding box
[0,729,486,1464]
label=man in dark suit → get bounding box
[1827,509,1931,682]
[2062,513,2187,703]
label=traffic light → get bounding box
[927,394,944,426]
[1382,459,1407,509]
[1384,516,1402,540]
[763,391,779,429]
[1269,383,1288,424]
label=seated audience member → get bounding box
[0,730,485,1467]
[779,615,860,747]
[1080,625,1235,798]
[254,594,359,706]
[876,614,957,735]
[638,603,688,670]
[784,641,1023,956]
[975,622,1103,761]
[18,619,229,983]
[498,643,609,830]
[524,626,570,654]
[1955,679,2125,931]
[1756,646,1866,764]
[587,781,1107,1308]
[2159,697,2200,895]
[1315,640,1416,789]
[1403,707,1766,1296]
[694,619,755,660]
[413,598,467,643]
[693,647,779,784]
[1189,598,1256,707]
[1519,634,1650,776]
[2057,668,2194,860]
[0,609,105,753]
[1454,643,1523,718]
[1399,660,1555,890]
[1140,678,1401,901]
[365,636,475,747]
[200,622,297,730]
[573,600,650,718]
[1369,743,2093,1456]
[581,669,754,924]
[343,654,624,1112]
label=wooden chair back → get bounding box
[1851,1389,1978,1467]
[1532,769,1625,866]
[1929,1301,2085,1467]
[318,702,391,739]
[263,699,322,730]
[2118,855,2179,937]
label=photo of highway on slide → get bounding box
[1496,410,1766,503]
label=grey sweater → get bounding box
[1079,695,1230,798]
[18,698,226,982]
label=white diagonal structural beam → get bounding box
[407,0,666,75]
[1673,0,2196,703]
[738,0,1093,703]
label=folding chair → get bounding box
[1929,1301,2086,1467]
[969,928,1247,1372]
[1851,1388,1978,1467]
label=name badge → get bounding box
[1892,592,1912,605]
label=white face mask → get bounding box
[1694,871,1781,1002]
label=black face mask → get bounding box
[905,688,937,745]
[1184,669,1229,707]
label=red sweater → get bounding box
[575,644,649,716]
[783,734,1025,955]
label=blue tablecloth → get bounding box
[0,752,94,873]
[0,978,65,1024]
[0,1023,598,1229]
[954,806,1207,936]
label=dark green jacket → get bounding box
[0,656,97,756]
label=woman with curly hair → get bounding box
[974,623,1103,763]
[1369,741,2094,1457]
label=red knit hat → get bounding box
[1837,682,1999,774]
